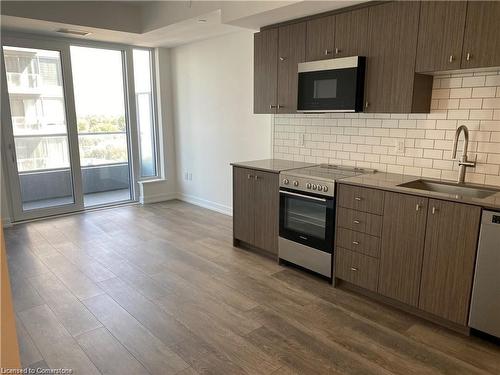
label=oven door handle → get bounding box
[280,190,327,202]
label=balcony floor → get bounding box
[22,189,132,211]
[84,189,131,207]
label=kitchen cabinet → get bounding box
[461,1,500,69]
[419,200,481,325]
[333,7,368,59]
[305,16,335,61]
[365,1,432,113]
[277,22,306,114]
[335,248,379,292]
[416,1,467,72]
[232,166,279,255]
[253,171,280,252]
[378,192,428,306]
[254,28,278,113]
[336,183,482,330]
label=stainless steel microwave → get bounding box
[297,56,366,113]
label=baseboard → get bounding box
[2,218,13,228]
[177,193,232,216]
[140,191,178,204]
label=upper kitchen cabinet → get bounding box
[365,1,432,113]
[254,28,278,114]
[416,1,467,72]
[461,1,500,69]
[305,15,335,61]
[334,7,369,59]
[277,22,306,114]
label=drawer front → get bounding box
[338,184,384,215]
[335,248,379,291]
[337,207,383,237]
[336,228,380,258]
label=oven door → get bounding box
[297,59,365,112]
[279,189,334,253]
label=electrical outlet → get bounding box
[395,139,405,154]
[184,172,189,180]
[188,173,192,181]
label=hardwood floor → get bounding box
[5,200,500,374]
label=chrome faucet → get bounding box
[452,125,476,184]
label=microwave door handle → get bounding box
[280,190,327,202]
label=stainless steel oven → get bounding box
[279,189,335,252]
[278,171,336,279]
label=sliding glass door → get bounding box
[70,46,132,207]
[1,42,84,220]
[1,36,145,222]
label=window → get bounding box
[133,49,158,178]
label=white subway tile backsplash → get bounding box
[273,70,500,186]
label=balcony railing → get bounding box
[6,72,40,90]
[19,163,130,203]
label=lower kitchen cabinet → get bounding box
[378,193,428,307]
[232,166,279,255]
[419,199,481,325]
[335,184,482,330]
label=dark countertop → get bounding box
[338,172,500,211]
[231,159,315,174]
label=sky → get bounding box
[70,46,127,118]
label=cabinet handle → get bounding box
[254,175,260,181]
[324,49,332,55]
[247,174,254,180]
[354,197,362,201]
[466,52,471,61]
[350,267,358,271]
[277,104,284,109]
[335,48,341,55]
[269,104,277,109]
[353,220,361,224]
[365,101,369,108]
[416,203,422,211]
[352,241,360,245]
[279,56,287,61]
[449,55,455,63]
[432,206,439,215]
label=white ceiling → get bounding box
[1,1,369,47]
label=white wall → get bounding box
[170,30,272,214]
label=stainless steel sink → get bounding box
[397,179,500,199]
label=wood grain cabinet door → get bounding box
[365,1,421,113]
[253,171,279,254]
[378,193,428,306]
[233,167,255,245]
[254,28,278,114]
[334,7,369,59]
[305,16,335,61]
[419,200,481,325]
[461,1,500,69]
[277,22,306,114]
[415,1,467,72]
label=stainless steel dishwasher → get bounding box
[469,210,500,338]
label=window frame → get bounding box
[132,47,160,181]
[1,32,162,222]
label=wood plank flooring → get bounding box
[5,200,500,374]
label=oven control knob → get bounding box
[282,178,289,185]
[323,185,328,192]
[312,184,317,190]
[317,185,323,191]
[306,183,312,189]
[293,180,299,187]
